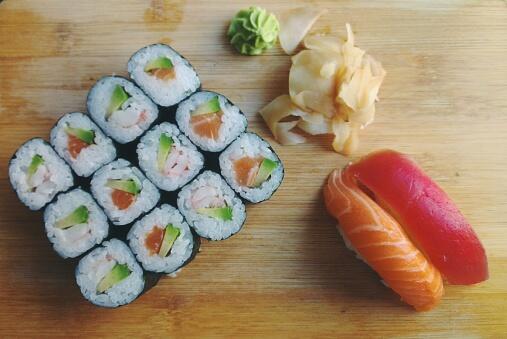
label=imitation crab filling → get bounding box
[106,85,148,129]
[191,185,233,221]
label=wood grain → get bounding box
[1,0,506,337]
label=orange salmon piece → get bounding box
[323,169,443,311]
[111,189,135,210]
[233,157,262,187]
[151,68,175,80]
[68,134,89,159]
[190,112,222,140]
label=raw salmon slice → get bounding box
[111,189,135,210]
[191,112,222,140]
[233,157,262,187]
[68,134,89,159]
[324,169,443,311]
[151,68,175,80]
[145,226,164,255]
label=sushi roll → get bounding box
[75,239,145,307]
[127,44,201,107]
[9,138,74,210]
[43,188,108,258]
[127,204,198,274]
[219,133,283,203]
[91,159,160,226]
[137,122,204,192]
[87,76,158,144]
[175,91,248,152]
[50,112,116,177]
[177,171,246,240]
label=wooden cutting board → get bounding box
[1,0,506,337]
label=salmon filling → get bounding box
[190,112,222,140]
[233,157,263,187]
[111,189,136,210]
[149,68,175,81]
[68,134,90,159]
[145,226,164,255]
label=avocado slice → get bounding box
[157,133,174,171]
[144,57,174,73]
[106,85,130,119]
[27,154,44,179]
[196,206,233,221]
[158,224,180,257]
[191,96,221,116]
[253,158,278,187]
[55,205,89,229]
[96,263,131,293]
[106,179,140,195]
[65,125,95,144]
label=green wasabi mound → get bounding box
[227,6,279,56]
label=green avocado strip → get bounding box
[27,154,44,179]
[158,224,181,257]
[55,205,89,229]
[106,85,130,119]
[96,263,131,293]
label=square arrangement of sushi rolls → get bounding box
[8,43,284,308]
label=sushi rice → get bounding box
[44,188,109,258]
[9,138,74,211]
[128,204,196,274]
[75,239,145,308]
[177,171,246,240]
[137,122,204,192]
[50,112,116,177]
[91,159,160,226]
[219,132,284,203]
[87,76,158,144]
[128,44,201,107]
[175,91,247,152]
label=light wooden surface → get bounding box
[1,0,506,337]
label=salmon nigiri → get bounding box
[324,169,444,311]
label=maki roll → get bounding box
[177,171,246,240]
[127,44,201,107]
[44,188,108,258]
[91,159,160,226]
[137,122,204,192]
[75,239,145,307]
[87,76,158,144]
[50,112,116,177]
[9,138,74,210]
[175,91,248,152]
[219,132,283,203]
[127,204,198,274]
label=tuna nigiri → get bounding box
[324,169,443,311]
[348,150,488,285]
[324,149,488,311]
